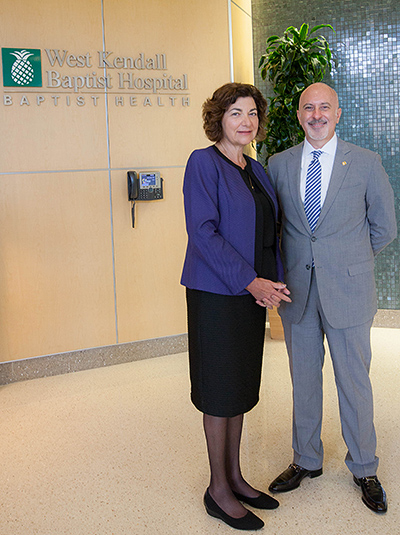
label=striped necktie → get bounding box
[304,150,323,232]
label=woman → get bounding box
[181,83,291,530]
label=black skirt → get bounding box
[186,288,267,417]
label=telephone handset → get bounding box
[127,171,163,201]
[127,171,139,201]
[127,170,164,227]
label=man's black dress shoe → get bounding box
[204,489,264,530]
[233,490,279,509]
[269,463,323,493]
[353,475,388,513]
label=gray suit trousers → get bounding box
[281,269,379,478]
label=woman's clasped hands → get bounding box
[246,277,292,309]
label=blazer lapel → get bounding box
[287,143,310,232]
[314,138,352,231]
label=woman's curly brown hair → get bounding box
[202,82,267,143]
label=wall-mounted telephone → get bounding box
[127,171,163,201]
[127,170,164,227]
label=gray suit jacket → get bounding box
[268,138,397,329]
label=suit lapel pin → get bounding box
[342,161,347,165]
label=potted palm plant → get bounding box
[258,23,335,166]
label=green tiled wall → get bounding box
[252,0,400,309]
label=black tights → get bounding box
[203,413,259,518]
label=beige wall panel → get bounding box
[232,0,252,12]
[0,171,116,361]
[111,168,187,342]
[231,2,254,84]
[1,0,109,172]
[107,104,210,170]
[0,0,103,45]
[103,0,231,168]
[102,0,229,66]
[1,103,109,173]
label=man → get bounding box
[267,83,397,513]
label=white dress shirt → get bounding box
[300,133,338,206]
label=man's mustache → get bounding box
[308,119,327,125]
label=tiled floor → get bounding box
[1,328,399,534]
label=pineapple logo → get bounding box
[2,48,42,87]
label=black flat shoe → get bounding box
[204,489,264,531]
[233,490,279,509]
[269,463,323,493]
[353,475,388,513]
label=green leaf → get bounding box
[325,44,332,62]
[299,23,309,40]
[286,26,300,39]
[309,24,334,34]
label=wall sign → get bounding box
[2,48,190,108]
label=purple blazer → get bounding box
[181,146,284,296]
